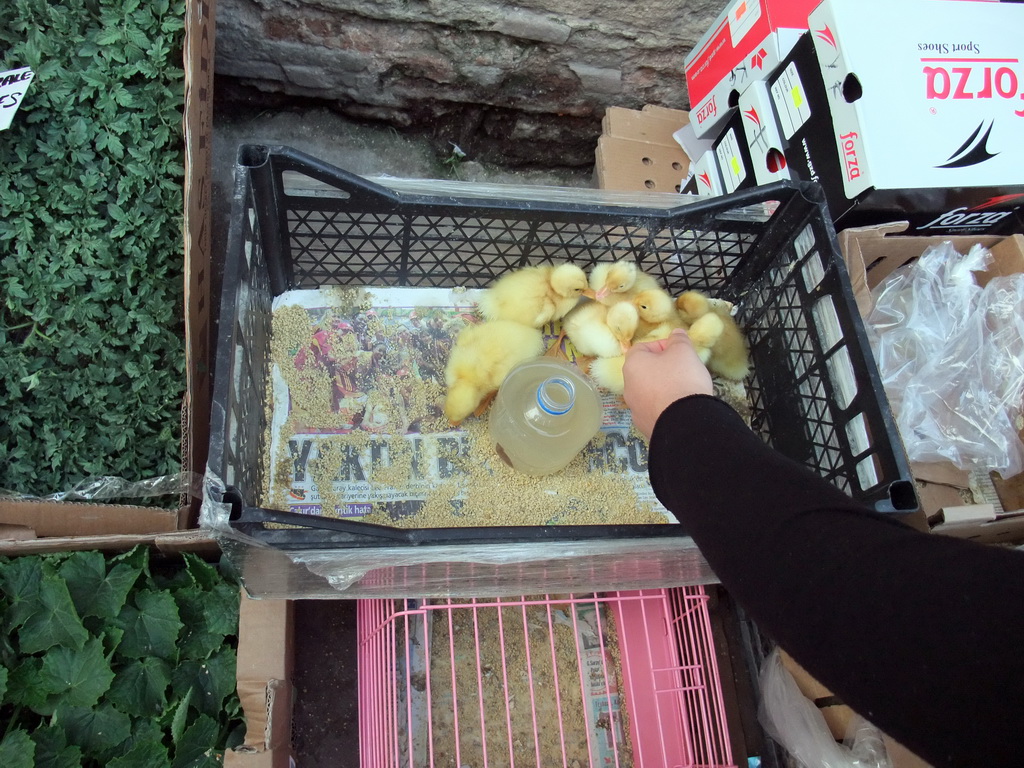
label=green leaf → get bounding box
[6,657,48,711]
[182,554,220,592]
[170,686,194,746]
[31,726,84,768]
[175,583,239,660]
[114,589,182,660]
[110,740,171,768]
[106,656,170,716]
[171,646,237,718]
[0,665,8,701]
[53,702,132,757]
[171,714,219,768]
[0,556,43,629]
[59,551,141,620]
[38,636,114,708]
[18,564,88,654]
[0,730,35,768]
[112,546,151,581]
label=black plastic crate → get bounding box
[208,144,915,564]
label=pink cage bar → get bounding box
[357,588,736,768]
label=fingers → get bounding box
[627,327,693,358]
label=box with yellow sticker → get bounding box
[711,111,757,195]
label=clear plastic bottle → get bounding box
[488,357,603,476]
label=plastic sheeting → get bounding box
[201,471,715,599]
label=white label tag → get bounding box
[770,62,811,139]
[0,67,34,131]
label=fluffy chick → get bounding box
[478,263,590,328]
[676,290,750,380]
[564,301,639,359]
[443,320,544,424]
[632,288,682,341]
[590,355,627,394]
[589,259,660,305]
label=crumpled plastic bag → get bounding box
[867,242,1024,477]
[758,648,891,768]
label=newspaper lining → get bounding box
[264,286,674,524]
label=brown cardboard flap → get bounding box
[0,529,217,557]
[641,104,691,124]
[0,524,36,541]
[932,511,1024,544]
[224,749,284,768]
[0,499,180,538]
[911,462,970,488]
[992,471,1024,514]
[916,482,968,521]
[235,591,294,761]
[183,0,216,515]
[602,106,685,145]
[237,593,294,681]
[236,679,293,751]
[975,234,1024,286]
[836,222,909,317]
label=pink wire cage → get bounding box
[357,588,736,768]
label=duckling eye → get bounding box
[617,283,627,290]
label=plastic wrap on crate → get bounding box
[0,472,201,503]
[203,471,717,598]
[296,172,767,214]
[208,145,918,597]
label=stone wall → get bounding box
[215,0,716,166]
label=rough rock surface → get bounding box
[215,0,716,166]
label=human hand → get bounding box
[622,328,714,440]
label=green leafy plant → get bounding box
[0,0,188,494]
[0,547,243,766]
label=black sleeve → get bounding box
[648,395,1024,768]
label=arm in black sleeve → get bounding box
[648,395,1024,768]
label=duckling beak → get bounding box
[619,339,632,355]
[594,287,610,302]
[582,288,597,300]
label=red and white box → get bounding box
[737,79,791,185]
[684,0,819,138]
[808,0,1024,200]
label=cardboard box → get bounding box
[684,0,817,137]
[839,222,1024,543]
[763,33,850,206]
[595,107,691,193]
[807,0,1024,233]
[0,0,216,537]
[691,149,725,197]
[601,105,686,147]
[712,112,757,194]
[737,79,791,185]
[227,593,295,768]
[766,32,1022,236]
